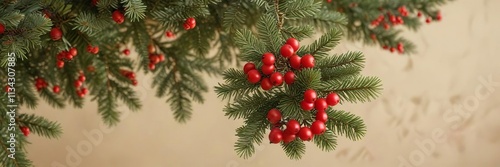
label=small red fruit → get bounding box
[112,10,125,24]
[289,54,301,69]
[298,127,313,141]
[326,92,340,106]
[20,126,30,136]
[311,120,326,135]
[284,119,301,135]
[166,31,174,38]
[425,17,432,23]
[303,89,317,103]
[300,54,315,68]
[286,38,299,52]
[150,55,160,64]
[282,133,296,144]
[183,23,191,30]
[267,108,282,124]
[270,72,283,86]
[243,62,256,74]
[280,44,294,58]
[148,63,156,70]
[74,80,82,88]
[50,27,62,40]
[262,52,275,65]
[300,100,314,111]
[269,129,283,144]
[284,71,295,85]
[69,47,78,56]
[261,64,275,75]
[132,79,138,86]
[77,90,85,98]
[260,78,273,90]
[186,17,196,27]
[56,60,64,69]
[316,110,328,123]
[123,49,130,55]
[148,44,156,54]
[53,85,60,94]
[314,98,328,112]
[0,23,5,34]
[78,75,86,82]
[246,69,261,84]
[158,54,165,62]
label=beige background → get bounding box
[24,0,500,166]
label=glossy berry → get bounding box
[123,49,130,55]
[186,17,196,27]
[69,47,78,56]
[280,44,294,58]
[4,85,9,92]
[284,71,295,85]
[132,79,138,86]
[269,129,283,144]
[315,110,328,123]
[282,133,296,144]
[112,10,125,24]
[314,98,328,112]
[158,54,165,62]
[166,31,174,38]
[298,127,313,141]
[326,92,340,106]
[20,126,30,136]
[78,75,86,82]
[289,55,301,69]
[300,100,314,111]
[303,89,317,103]
[81,87,88,95]
[284,119,301,135]
[56,60,64,69]
[74,80,82,88]
[77,90,85,98]
[148,63,156,70]
[267,108,282,124]
[243,62,256,74]
[300,54,315,68]
[417,11,422,17]
[286,38,299,52]
[148,44,155,53]
[270,72,283,86]
[436,11,442,21]
[50,27,62,40]
[246,69,261,84]
[183,23,191,30]
[262,52,275,65]
[260,78,273,90]
[0,23,4,34]
[425,17,432,23]
[261,64,275,75]
[311,120,326,135]
[53,85,60,94]
[150,54,160,64]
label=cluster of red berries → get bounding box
[87,44,99,54]
[34,77,49,91]
[267,92,340,143]
[244,38,315,90]
[50,27,62,41]
[21,126,30,136]
[112,10,125,24]
[120,69,138,86]
[382,42,405,54]
[147,44,165,70]
[55,47,78,68]
[421,11,442,23]
[183,17,196,30]
[370,7,408,30]
[165,31,175,38]
[0,23,5,34]
[74,73,88,98]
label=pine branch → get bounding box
[322,75,382,103]
[279,0,320,19]
[121,0,147,22]
[215,69,260,100]
[313,129,337,151]
[257,14,283,53]
[326,109,366,141]
[97,87,121,126]
[18,113,62,139]
[234,122,266,159]
[223,92,269,120]
[281,139,306,160]
[234,29,267,63]
[300,27,343,58]
[281,25,314,41]
[38,88,65,109]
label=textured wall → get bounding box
[25,0,500,166]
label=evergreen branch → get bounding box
[281,139,306,160]
[234,122,266,159]
[276,92,311,120]
[322,75,382,103]
[301,27,343,58]
[313,129,337,151]
[234,29,267,63]
[293,68,322,90]
[97,86,121,126]
[257,14,283,53]
[110,81,141,112]
[121,0,147,22]
[223,92,269,120]
[281,25,314,41]
[279,0,320,19]
[214,68,260,100]
[38,88,65,109]
[326,109,366,141]
[18,113,62,139]
[316,51,365,69]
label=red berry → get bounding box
[186,17,196,27]
[284,71,295,85]
[260,78,273,90]
[297,127,313,141]
[300,100,314,111]
[436,11,442,21]
[243,62,256,74]
[0,23,5,34]
[77,90,85,98]
[183,23,191,30]
[69,47,78,56]
[78,75,86,82]
[389,47,395,53]
[261,64,275,75]
[417,11,422,17]
[166,31,174,38]
[269,129,283,144]
[123,49,130,55]
[382,45,389,50]
[74,80,82,88]
[383,23,390,30]
[425,17,432,23]
[5,85,10,92]
[148,63,156,70]
[126,72,136,79]
[246,69,261,84]
[53,85,60,94]
[81,87,88,95]
[112,10,125,24]
[326,92,340,106]
[311,120,326,135]
[132,79,138,86]
[50,27,62,40]
[314,98,328,112]
[397,43,404,53]
[262,52,275,65]
[284,119,300,135]
[158,54,165,62]
[280,44,294,58]
[92,46,99,54]
[149,54,160,64]
[289,54,301,69]
[389,15,396,23]
[282,133,296,144]
[20,126,30,136]
[270,72,283,86]
[56,60,64,69]
[300,54,315,68]
[286,38,299,52]
[316,110,328,123]
[267,108,282,124]
[303,89,317,103]
[148,44,156,53]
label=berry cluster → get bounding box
[120,69,138,86]
[147,44,165,70]
[183,17,196,30]
[87,44,99,54]
[34,77,48,91]
[112,10,125,24]
[382,42,405,54]
[55,47,78,68]
[370,6,408,30]
[50,27,62,41]
[74,73,88,98]
[20,126,30,137]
